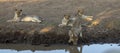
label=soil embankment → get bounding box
[0,0,120,45]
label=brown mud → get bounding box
[0,25,120,45]
[0,0,120,45]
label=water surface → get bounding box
[0,44,120,53]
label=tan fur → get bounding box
[7,9,43,23]
[77,9,93,21]
[67,9,93,45]
[68,29,79,45]
[58,15,76,27]
[7,9,21,22]
[21,15,42,22]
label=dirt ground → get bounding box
[0,0,120,45]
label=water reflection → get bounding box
[65,45,82,53]
[0,44,119,53]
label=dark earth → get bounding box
[0,0,120,45]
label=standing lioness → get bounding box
[68,9,93,45]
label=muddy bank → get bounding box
[0,25,120,45]
[0,25,69,45]
[0,44,75,51]
[0,0,120,45]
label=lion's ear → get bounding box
[20,9,22,12]
[78,9,84,14]
[68,15,70,18]
[64,15,66,17]
[15,9,17,11]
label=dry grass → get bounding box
[0,0,120,30]
[40,26,54,33]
